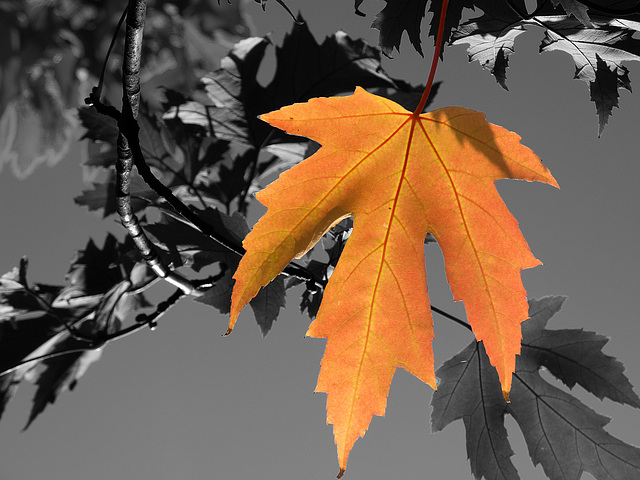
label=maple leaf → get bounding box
[164,37,271,149]
[0,262,103,429]
[162,20,416,211]
[78,106,120,145]
[163,19,406,150]
[267,17,405,105]
[427,0,475,52]
[537,15,640,135]
[230,87,558,474]
[364,0,486,56]
[0,258,62,419]
[451,10,640,134]
[432,296,640,480]
[449,6,528,90]
[371,0,429,56]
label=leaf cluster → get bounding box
[0,236,153,426]
[2,16,425,426]
[433,297,640,480]
[355,0,640,134]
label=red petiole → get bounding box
[414,0,450,115]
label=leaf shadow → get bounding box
[426,108,521,181]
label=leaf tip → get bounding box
[225,313,237,335]
[502,390,510,403]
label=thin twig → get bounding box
[96,5,129,98]
[431,305,472,331]
[92,275,217,343]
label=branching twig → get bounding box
[113,3,323,289]
[98,274,219,343]
[124,128,327,289]
[134,287,187,331]
[86,0,470,331]
[85,2,324,293]
[0,271,221,380]
[101,288,190,341]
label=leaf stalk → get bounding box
[414,0,449,115]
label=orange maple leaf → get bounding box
[229,86,558,476]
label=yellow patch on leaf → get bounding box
[230,87,558,475]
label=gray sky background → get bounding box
[1,1,639,479]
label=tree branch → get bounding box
[116,0,203,296]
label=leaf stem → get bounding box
[414,0,449,115]
[431,305,472,331]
